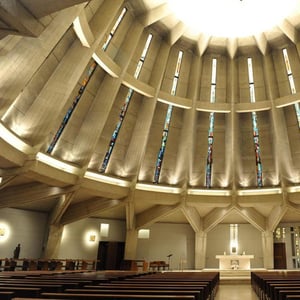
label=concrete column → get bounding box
[43,224,64,258]
[174,54,201,184]
[263,54,294,181]
[195,231,207,269]
[124,229,138,260]
[262,230,274,269]
[227,58,239,193]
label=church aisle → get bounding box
[215,284,259,300]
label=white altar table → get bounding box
[216,254,254,270]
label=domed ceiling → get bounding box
[1,0,300,235]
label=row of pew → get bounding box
[0,270,219,300]
[251,270,300,300]
[0,258,97,271]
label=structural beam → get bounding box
[267,204,288,232]
[237,205,266,232]
[181,205,202,233]
[48,193,76,225]
[0,183,77,208]
[136,204,181,229]
[61,197,126,225]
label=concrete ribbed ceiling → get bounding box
[131,0,300,56]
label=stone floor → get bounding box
[215,284,259,300]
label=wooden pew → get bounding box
[41,292,196,299]
[279,290,300,300]
[0,291,14,300]
[0,282,62,293]
[251,271,300,300]
[286,296,300,300]
[63,288,202,300]
[0,286,41,297]
[92,283,208,300]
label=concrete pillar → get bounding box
[124,229,138,260]
[195,231,207,269]
[43,224,64,258]
[227,58,239,193]
[262,54,294,180]
[262,230,274,269]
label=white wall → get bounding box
[58,218,126,260]
[206,223,264,268]
[0,208,48,258]
[136,223,195,270]
[0,209,267,270]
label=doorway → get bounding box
[274,242,287,269]
[97,241,125,270]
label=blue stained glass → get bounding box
[252,111,263,187]
[205,59,217,188]
[247,57,263,187]
[47,8,128,154]
[205,112,215,188]
[153,51,183,183]
[99,34,153,173]
[153,105,173,183]
[47,61,97,153]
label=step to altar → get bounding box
[219,269,251,284]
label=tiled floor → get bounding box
[215,284,259,300]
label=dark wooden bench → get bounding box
[0,291,14,300]
[0,282,62,292]
[286,296,300,300]
[90,283,208,300]
[251,271,300,299]
[64,288,201,300]
[0,286,41,297]
[41,292,196,299]
[269,283,300,300]
[106,281,213,298]
[279,290,300,300]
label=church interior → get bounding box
[1,1,300,297]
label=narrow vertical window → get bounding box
[247,57,263,187]
[153,51,183,184]
[205,58,217,188]
[230,224,239,254]
[47,8,127,154]
[102,8,127,51]
[99,34,153,173]
[282,48,300,127]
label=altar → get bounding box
[215,254,254,270]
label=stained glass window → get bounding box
[247,58,263,187]
[47,8,127,154]
[205,58,217,188]
[153,51,183,183]
[283,48,300,127]
[102,8,127,51]
[99,34,153,173]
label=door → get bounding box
[97,241,125,270]
[274,242,287,269]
